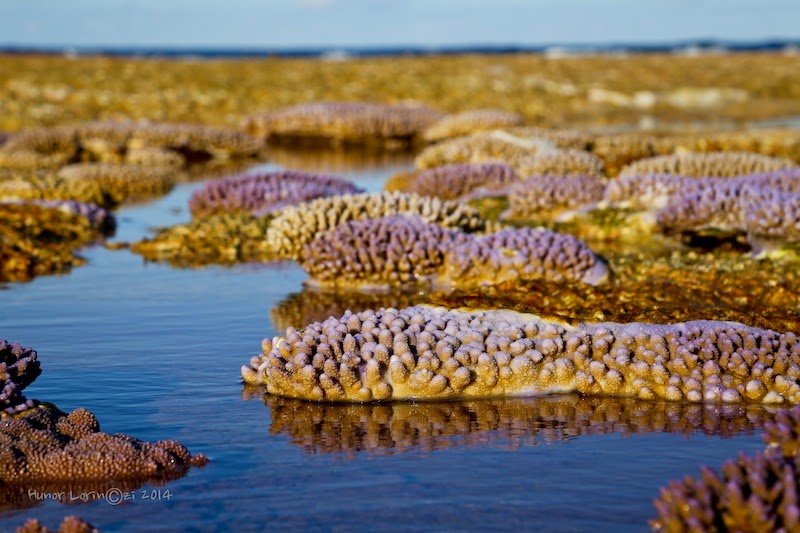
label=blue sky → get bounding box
[1,0,798,49]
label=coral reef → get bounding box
[260,394,775,456]
[503,174,607,220]
[241,101,442,147]
[15,516,100,533]
[745,188,800,255]
[0,201,110,282]
[0,340,40,418]
[299,215,471,289]
[0,121,260,169]
[131,212,275,266]
[422,109,524,142]
[188,169,363,218]
[441,228,609,288]
[394,162,518,201]
[414,131,553,170]
[651,404,800,532]
[619,151,797,179]
[515,149,605,178]
[0,406,207,484]
[244,305,800,403]
[265,191,491,260]
[55,163,175,206]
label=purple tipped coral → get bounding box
[619,151,797,178]
[188,170,363,218]
[745,188,800,254]
[242,305,800,403]
[299,215,471,289]
[405,162,518,201]
[652,404,800,532]
[0,340,40,418]
[442,227,609,287]
[504,174,607,219]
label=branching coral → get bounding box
[515,149,605,178]
[422,109,524,142]
[0,340,40,418]
[619,151,797,178]
[243,304,800,403]
[651,404,800,532]
[440,228,609,288]
[745,188,800,255]
[241,101,443,146]
[188,169,363,218]
[55,163,175,205]
[299,215,471,289]
[131,212,275,266]
[0,121,260,168]
[0,406,207,484]
[414,130,554,170]
[503,174,607,219]
[265,191,491,260]
[395,162,518,201]
[262,394,775,456]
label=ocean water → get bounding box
[0,150,774,532]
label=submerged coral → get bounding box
[244,305,800,404]
[241,101,442,146]
[441,228,609,288]
[188,169,363,218]
[265,191,491,260]
[422,109,524,142]
[0,340,40,418]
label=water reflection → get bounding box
[247,391,776,458]
[265,144,414,175]
[270,287,433,331]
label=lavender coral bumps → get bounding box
[241,101,443,146]
[651,404,800,532]
[0,340,40,418]
[440,227,610,287]
[619,151,797,178]
[745,188,800,255]
[299,215,471,289]
[188,170,364,218]
[265,191,491,260]
[399,162,518,201]
[243,305,800,403]
[503,174,607,220]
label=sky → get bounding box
[1,0,799,50]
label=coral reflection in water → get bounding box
[246,390,776,458]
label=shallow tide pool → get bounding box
[0,153,775,532]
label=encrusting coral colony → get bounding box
[3,50,800,531]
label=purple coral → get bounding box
[442,227,609,287]
[299,215,471,288]
[188,170,363,218]
[656,178,748,235]
[619,151,797,178]
[602,173,689,210]
[407,162,518,201]
[242,305,800,403]
[0,340,41,417]
[504,174,607,218]
[745,187,800,253]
